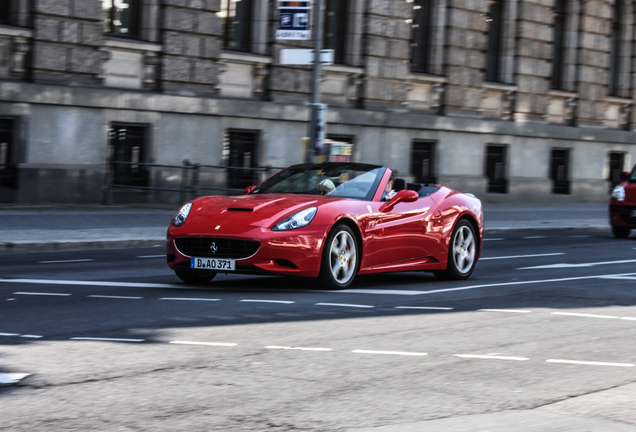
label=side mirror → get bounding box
[620,171,629,182]
[244,185,257,194]
[379,189,419,212]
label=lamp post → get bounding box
[306,0,323,163]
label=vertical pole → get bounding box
[307,0,323,163]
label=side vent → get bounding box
[227,208,253,212]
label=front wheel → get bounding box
[174,269,217,285]
[612,226,631,239]
[318,224,359,289]
[435,219,478,280]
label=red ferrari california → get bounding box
[166,162,483,289]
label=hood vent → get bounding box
[227,208,253,212]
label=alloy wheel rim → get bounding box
[453,225,476,274]
[329,231,357,284]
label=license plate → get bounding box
[191,257,235,271]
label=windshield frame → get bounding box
[250,163,387,201]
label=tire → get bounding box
[318,224,359,289]
[174,268,217,285]
[612,226,631,239]
[436,219,478,280]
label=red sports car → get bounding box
[166,162,483,289]
[610,164,636,238]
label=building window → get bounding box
[410,0,434,74]
[324,0,348,64]
[411,141,436,184]
[102,0,141,39]
[550,149,570,195]
[0,119,17,190]
[608,1,622,96]
[485,145,508,194]
[485,1,504,83]
[609,152,626,191]
[108,124,148,187]
[551,0,568,90]
[0,1,10,25]
[219,0,253,52]
[223,130,259,189]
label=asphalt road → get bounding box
[1,229,636,431]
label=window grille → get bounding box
[223,130,259,189]
[108,124,148,187]
[550,149,570,195]
[485,145,508,194]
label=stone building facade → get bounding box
[0,0,634,204]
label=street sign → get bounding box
[279,49,334,65]
[276,1,311,40]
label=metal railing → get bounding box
[104,159,284,204]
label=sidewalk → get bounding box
[0,202,609,254]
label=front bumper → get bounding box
[609,202,636,228]
[166,223,328,278]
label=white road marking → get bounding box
[330,289,424,296]
[601,275,636,281]
[240,299,296,304]
[13,292,71,296]
[453,354,529,361]
[38,259,94,264]
[352,350,427,357]
[316,303,374,308]
[523,236,547,239]
[170,341,237,347]
[519,259,636,270]
[88,295,143,300]
[547,359,635,367]
[160,297,221,302]
[551,312,619,320]
[484,238,504,241]
[479,309,532,314]
[71,337,145,343]
[0,333,19,337]
[2,279,182,289]
[621,317,636,321]
[0,373,31,385]
[265,346,333,352]
[137,255,165,259]
[480,253,565,261]
[20,335,43,339]
[418,273,636,295]
[395,306,454,311]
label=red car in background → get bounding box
[610,165,636,238]
[166,162,483,289]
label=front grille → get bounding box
[175,237,260,259]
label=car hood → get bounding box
[187,194,343,228]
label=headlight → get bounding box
[272,207,317,231]
[612,185,625,202]
[173,202,193,227]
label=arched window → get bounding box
[411,0,434,74]
[485,1,504,82]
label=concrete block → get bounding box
[388,40,410,61]
[163,56,192,82]
[164,0,188,7]
[165,9,195,32]
[69,47,99,74]
[205,0,221,12]
[35,0,71,16]
[164,33,183,55]
[201,36,220,59]
[81,23,103,46]
[184,35,201,57]
[73,0,101,20]
[35,18,60,42]
[34,44,68,71]
[365,79,386,101]
[61,21,80,44]
[197,11,220,35]
[368,0,391,17]
[192,60,215,84]
[366,37,386,57]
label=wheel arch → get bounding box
[454,213,482,259]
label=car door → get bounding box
[376,195,441,266]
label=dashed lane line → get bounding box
[519,259,636,270]
[479,309,532,314]
[38,259,94,264]
[70,337,145,343]
[352,350,428,357]
[480,253,565,261]
[315,303,374,309]
[240,299,296,304]
[88,295,143,300]
[265,346,333,352]
[170,341,237,347]
[395,306,454,311]
[160,297,221,302]
[453,354,529,361]
[12,292,71,296]
[546,359,635,368]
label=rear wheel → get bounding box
[174,269,217,285]
[435,219,478,280]
[318,224,359,289]
[612,226,631,239]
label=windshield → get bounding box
[251,163,386,201]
